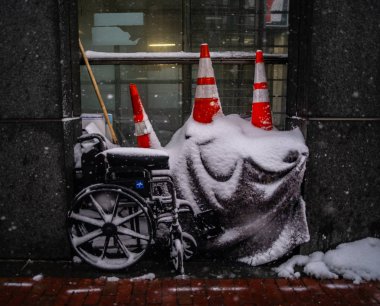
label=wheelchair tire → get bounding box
[182,232,197,260]
[170,238,184,274]
[67,184,153,270]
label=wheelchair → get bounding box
[67,133,199,274]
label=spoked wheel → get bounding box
[170,237,184,274]
[182,232,197,260]
[67,184,152,270]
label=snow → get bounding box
[167,115,307,175]
[167,114,307,204]
[166,114,309,264]
[273,237,380,284]
[3,282,32,287]
[102,147,168,158]
[32,274,44,281]
[74,122,119,168]
[238,207,309,266]
[66,288,101,294]
[106,276,120,282]
[130,273,156,281]
[86,50,287,60]
[72,256,82,263]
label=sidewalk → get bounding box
[1,276,379,305]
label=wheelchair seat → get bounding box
[101,147,170,170]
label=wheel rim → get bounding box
[67,186,152,270]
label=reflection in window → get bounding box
[78,0,289,145]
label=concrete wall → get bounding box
[0,0,80,259]
[287,0,380,253]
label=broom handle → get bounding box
[78,39,119,145]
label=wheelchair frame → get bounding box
[67,133,197,274]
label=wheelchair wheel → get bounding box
[170,238,184,274]
[67,184,152,270]
[182,232,197,260]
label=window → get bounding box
[79,0,289,145]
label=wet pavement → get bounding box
[0,259,379,305]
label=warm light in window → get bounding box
[148,43,176,47]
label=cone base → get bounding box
[251,102,273,130]
[193,97,221,124]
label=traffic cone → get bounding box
[192,43,223,123]
[251,50,273,130]
[129,84,162,149]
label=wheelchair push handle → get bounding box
[77,133,107,151]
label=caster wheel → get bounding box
[170,238,184,274]
[182,232,197,260]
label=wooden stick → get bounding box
[78,39,119,145]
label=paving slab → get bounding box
[0,276,379,306]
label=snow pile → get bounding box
[72,256,82,264]
[166,115,309,264]
[106,276,120,282]
[274,237,380,284]
[32,274,43,281]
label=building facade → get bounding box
[0,0,379,260]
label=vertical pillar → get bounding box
[0,0,80,259]
[287,0,380,253]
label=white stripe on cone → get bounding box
[197,58,215,78]
[253,89,270,103]
[195,85,219,99]
[254,62,267,84]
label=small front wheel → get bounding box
[182,232,197,260]
[170,238,184,274]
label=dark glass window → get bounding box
[79,0,289,145]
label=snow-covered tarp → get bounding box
[74,114,310,266]
[274,237,380,284]
[166,115,310,265]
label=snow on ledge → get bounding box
[86,50,287,60]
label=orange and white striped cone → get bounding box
[251,50,273,130]
[129,84,162,149]
[192,43,223,123]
